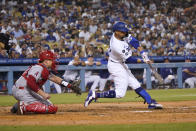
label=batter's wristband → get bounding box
[140,50,145,55]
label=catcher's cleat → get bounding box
[17,101,25,115]
[148,99,163,109]
[10,103,18,113]
[84,90,96,107]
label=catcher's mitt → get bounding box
[69,80,81,95]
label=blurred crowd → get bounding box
[0,0,195,59]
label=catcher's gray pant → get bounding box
[12,85,52,106]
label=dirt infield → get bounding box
[0,100,196,125]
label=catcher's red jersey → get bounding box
[21,63,51,92]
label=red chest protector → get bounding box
[37,63,50,87]
[22,63,50,87]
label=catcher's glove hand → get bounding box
[68,80,82,95]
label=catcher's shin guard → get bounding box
[47,105,58,113]
[18,102,58,114]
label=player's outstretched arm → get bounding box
[125,34,150,63]
[139,49,151,64]
[26,74,51,99]
[125,57,144,63]
[49,75,81,95]
[49,74,64,85]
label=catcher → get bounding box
[11,50,81,115]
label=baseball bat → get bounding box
[148,63,164,84]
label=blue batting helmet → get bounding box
[112,22,129,33]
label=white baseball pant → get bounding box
[108,61,141,98]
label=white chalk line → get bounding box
[130,111,153,113]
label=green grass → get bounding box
[0,88,196,106]
[1,88,196,131]
[0,122,196,131]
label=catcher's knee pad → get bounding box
[25,102,57,114]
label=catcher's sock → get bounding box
[96,90,116,98]
[135,87,151,104]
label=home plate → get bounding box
[130,111,153,113]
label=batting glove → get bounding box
[140,51,150,63]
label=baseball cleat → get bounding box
[10,103,18,113]
[148,99,163,109]
[17,101,25,115]
[84,90,96,107]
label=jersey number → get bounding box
[34,72,39,76]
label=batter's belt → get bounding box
[110,59,125,63]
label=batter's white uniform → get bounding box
[108,34,141,98]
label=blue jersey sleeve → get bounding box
[100,58,108,64]
[128,36,140,49]
[125,56,144,63]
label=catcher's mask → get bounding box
[39,50,58,71]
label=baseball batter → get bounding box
[84,21,163,109]
[11,50,81,115]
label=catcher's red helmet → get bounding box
[39,50,57,71]
[39,50,55,61]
